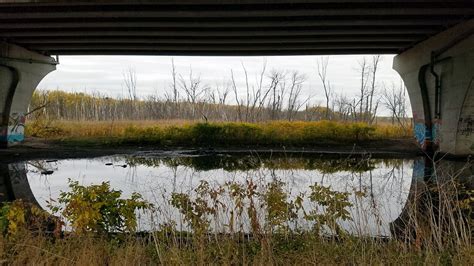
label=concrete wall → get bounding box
[0,42,56,145]
[393,19,474,156]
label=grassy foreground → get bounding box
[1,233,472,265]
[26,120,412,147]
[1,171,471,265]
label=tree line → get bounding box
[29,56,411,128]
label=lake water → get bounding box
[1,152,472,237]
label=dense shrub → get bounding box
[49,180,152,234]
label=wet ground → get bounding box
[0,138,421,163]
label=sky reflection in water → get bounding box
[25,155,414,237]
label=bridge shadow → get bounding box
[390,157,473,243]
[0,163,40,206]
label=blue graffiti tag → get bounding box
[414,123,426,145]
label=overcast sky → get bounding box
[37,54,409,115]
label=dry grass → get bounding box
[0,231,471,265]
[26,119,191,139]
[26,119,413,147]
[0,234,152,266]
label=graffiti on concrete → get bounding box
[7,112,25,142]
[413,112,443,149]
[414,123,426,146]
[458,116,473,137]
[413,112,428,147]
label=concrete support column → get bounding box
[0,42,56,147]
[393,19,474,156]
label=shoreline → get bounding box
[0,138,422,163]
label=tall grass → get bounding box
[26,120,413,147]
[0,232,471,265]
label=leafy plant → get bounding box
[49,180,152,234]
[261,180,297,233]
[0,200,58,236]
[305,183,353,236]
[170,180,224,236]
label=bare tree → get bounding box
[353,56,381,123]
[316,56,332,120]
[367,55,381,124]
[267,70,285,120]
[123,67,137,101]
[170,58,178,103]
[381,81,409,131]
[230,69,243,122]
[163,59,181,118]
[122,67,138,118]
[33,58,402,124]
[249,59,268,122]
[179,66,206,119]
[241,62,251,121]
[214,81,231,120]
[333,92,351,121]
[356,57,370,121]
[286,71,307,121]
[216,81,230,105]
[230,60,270,122]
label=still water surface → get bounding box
[21,153,416,237]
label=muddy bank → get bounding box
[0,138,423,163]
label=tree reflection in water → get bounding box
[0,154,471,241]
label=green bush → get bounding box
[50,180,152,234]
[190,123,222,145]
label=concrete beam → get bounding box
[0,27,438,37]
[0,42,56,147]
[38,49,398,56]
[14,35,420,44]
[0,9,470,19]
[0,0,470,56]
[0,0,467,4]
[0,18,462,29]
[393,19,474,156]
[30,42,408,51]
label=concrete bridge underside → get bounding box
[0,0,473,155]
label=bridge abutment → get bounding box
[393,20,474,156]
[0,42,56,148]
